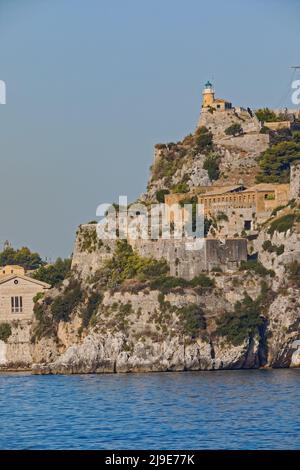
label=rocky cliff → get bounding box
[2,106,300,375]
[28,204,300,374]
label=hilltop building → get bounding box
[201,81,232,111]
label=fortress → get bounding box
[72,82,300,280]
[163,82,300,238]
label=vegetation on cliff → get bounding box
[225,123,243,137]
[194,126,213,152]
[256,131,300,183]
[267,212,300,236]
[32,240,215,344]
[203,152,221,181]
[150,126,216,187]
[216,294,263,346]
[239,260,275,277]
[77,225,103,253]
[0,323,12,342]
[33,279,84,340]
[287,261,300,288]
[103,240,169,288]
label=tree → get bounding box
[292,131,300,143]
[255,108,278,123]
[203,152,220,181]
[156,189,170,203]
[33,258,71,287]
[0,246,44,270]
[0,323,12,342]
[171,182,189,194]
[216,295,263,346]
[225,123,243,137]
[256,140,300,183]
[194,126,213,152]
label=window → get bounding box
[11,296,23,313]
[244,220,252,230]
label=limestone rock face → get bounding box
[255,222,300,281]
[0,321,32,370]
[145,151,211,201]
[198,108,261,138]
[32,287,262,375]
[266,289,300,368]
[33,331,259,375]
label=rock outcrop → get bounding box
[2,104,300,375]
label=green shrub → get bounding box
[155,189,170,203]
[150,273,214,292]
[262,240,284,255]
[211,266,223,273]
[216,212,229,222]
[225,123,243,136]
[51,279,83,322]
[203,152,220,181]
[216,295,263,346]
[255,108,278,123]
[271,205,286,216]
[81,291,102,329]
[150,276,188,292]
[33,292,45,304]
[0,323,12,342]
[239,260,275,277]
[256,140,300,184]
[292,131,300,143]
[32,302,56,341]
[151,145,186,181]
[260,126,271,134]
[268,214,295,236]
[137,259,169,281]
[194,126,213,152]
[189,274,215,288]
[204,217,213,236]
[287,261,300,287]
[177,304,206,337]
[171,182,189,194]
[105,240,169,287]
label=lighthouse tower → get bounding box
[202,81,215,109]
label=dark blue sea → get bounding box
[0,369,299,450]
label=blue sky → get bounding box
[0,0,299,259]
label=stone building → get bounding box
[0,269,50,322]
[197,183,290,222]
[131,238,247,278]
[164,161,300,238]
[264,121,291,131]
